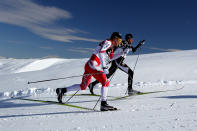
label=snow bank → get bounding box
[15,58,66,73]
[1,79,197,98]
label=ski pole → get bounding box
[27,72,103,84]
[28,76,82,84]
[133,40,145,71]
[61,72,108,104]
[133,46,141,71]
[93,58,125,110]
[66,70,117,106]
[93,74,116,110]
[93,96,101,110]
[65,89,80,103]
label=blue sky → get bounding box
[0,0,196,59]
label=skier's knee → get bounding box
[102,80,109,87]
[80,87,86,90]
[80,84,87,90]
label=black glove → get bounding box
[138,40,146,46]
[132,40,146,52]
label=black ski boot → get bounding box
[100,101,117,111]
[128,88,141,96]
[88,83,94,95]
[56,88,67,103]
[88,82,97,95]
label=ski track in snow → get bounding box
[0,79,197,98]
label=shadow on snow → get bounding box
[156,95,197,99]
[0,97,100,119]
[0,96,48,109]
[0,110,96,119]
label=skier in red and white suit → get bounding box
[56,32,122,111]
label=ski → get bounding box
[12,86,183,112]
[13,97,100,112]
[67,86,184,101]
[67,93,100,97]
[66,93,114,98]
[109,86,184,101]
[12,97,120,112]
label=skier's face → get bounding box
[127,38,134,44]
[113,38,122,47]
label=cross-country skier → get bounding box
[88,34,145,95]
[56,32,122,111]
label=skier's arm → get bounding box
[111,48,123,61]
[112,47,131,61]
[98,40,111,73]
[132,40,145,52]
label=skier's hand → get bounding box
[123,48,130,54]
[138,40,146,45]
[103,67,109,75]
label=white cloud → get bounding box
[42,55,60,59]
[0,0,99,43]
[68,47,94,54]
[146,47,182,52]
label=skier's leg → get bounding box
[92,72,109,101]
[116,62,139,95]
[93,73,116,111]
[56,63,92,103]
[80,63,93,90]
[89,62,117,88]
[88,80,99,94]
[106,60,118,78]
[128,69,134,91]
[89,60,117,94]
[127,68,140,95]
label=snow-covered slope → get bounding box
[0,50,197,131]
[15,58,66,73]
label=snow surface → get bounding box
[0,50,197,131]
[15,58,66,73]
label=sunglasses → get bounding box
[117,38,122,43]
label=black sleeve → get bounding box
[132,44,141,53]
[115,56,125,65]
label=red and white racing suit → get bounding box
[65,40,114,101]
